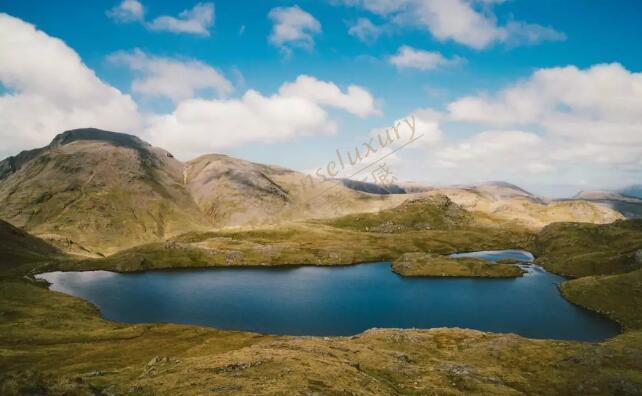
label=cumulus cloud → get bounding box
[435,130,551,173]
[348,18,383,43]
[107,1,214,36]
[448,63,642,146]
[0,13,141,158]
[0,13,381,162]
[147,2,214,36]
[278,75,380,117]
[108,49,232,103]
[334,0,565,49]
[106,0,144,23]
[420,63,642,189]
[146,76,380,158]
[268,6,321,54]
[388,46,461,70]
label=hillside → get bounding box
[339,180,623,229]
[184,154,404,227]
[0,128,626,256]
[0,129,209,255]
[0,220,63,276]
[572,191,642,219]
[419,186,622,229]
[533,219,642,277]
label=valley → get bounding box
[1,129,641,395]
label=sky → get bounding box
[0,0,641,197]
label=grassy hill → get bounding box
[0,220,63,277]
[0,129,210,255]
[534,219,642,277]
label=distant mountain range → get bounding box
[0,128,626,255]
[620,185,642,199]
[571,190,642,219]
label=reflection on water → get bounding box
[36,250,620,341]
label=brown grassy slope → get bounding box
[52,197,535,273]
[533,220,642,277]
[0,220,63,277]
[424,184,623,229]
[561,269,642,330]
[0,129,209,255]
[325,194,475,232]
[533,219,642,330]
[184,153,407,227]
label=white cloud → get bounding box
[107,0,144,23]
[278,75,380,117]
[388,45,461,70]
[108,49,232,103]
[268,6,321,54]
[107,1,214,36]
[435,130,550,172]
[147,2,214,36]
[0,13,141,158]
[415,63,642,189]
[503,20,566,47]
[145,76,380,159]
[334,0,564,49]
[0,14,381,162]
[348,18,383,43]
[448,63,642,146]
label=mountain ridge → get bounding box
[0,128,627,254]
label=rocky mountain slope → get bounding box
[0,128,626,254]
[184,154,403,227]
[0,129,209,255]
[422,183,622,229]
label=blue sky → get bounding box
[1,0,641,196]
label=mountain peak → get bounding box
[49,128,150,150]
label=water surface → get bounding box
[37,250,619,341]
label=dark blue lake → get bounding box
[37,250,619,341]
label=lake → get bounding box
[36,250,619,341]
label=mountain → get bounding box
[620,185,642,199]
[0,129,404,253]
[0,128,209,255]
[417,184,621,228]
[470,181,539,201]
[184,154,404,226]
[335,178,407,194]
[572,190,642,219]
[0,128,626,254]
